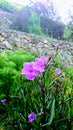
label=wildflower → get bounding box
[55,68,62,74]
[1,99,6,103]
[62,61,66,67]
[21,62,40,80]
[28,112,36,122]
[33,56,48,72]
[21,56,48,80]
[35,56,48,65]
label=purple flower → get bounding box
[21,62,40,80]
[28,112,36,122]
[55,68,62,74]
[21,56,48,80]
[33,56,48,72]
[35,56,48,65]
[1,99,6,103]
[62,61,66,67]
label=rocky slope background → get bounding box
[0,10,73,66]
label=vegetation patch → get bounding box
[0,50,73,130]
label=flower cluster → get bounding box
[21,55,67,124]
[21,56,48,80]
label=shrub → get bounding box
[28,11,43,35]
[0,50,36,98]
[63,25,73,41]
[0,0,16,13]
[10,7,30,32]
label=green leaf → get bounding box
[43,98,55,127]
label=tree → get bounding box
[28,11,43,35]
[10,6,30,32]
[29,1,64,39]
[63,10,73,41]
[0,0,15,13]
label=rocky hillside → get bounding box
[0,10,73,66]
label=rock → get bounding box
[0,28,73,65]
[2,40,12,50]
[22,34,30,40]
[43,39,48,44]
[0,35,5,42]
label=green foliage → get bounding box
[0,50,73,130]
[63,25,73,41]
[64,10,73,41]
[0,0,65,39]
[29,2,64,39]
[28,11,43,35]
[0,50,36,97]
[0,0,16,13]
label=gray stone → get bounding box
[43,39,48,44]
[2,40,12,49]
